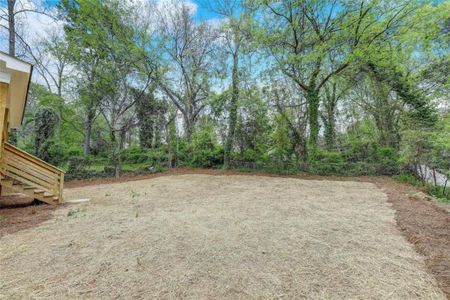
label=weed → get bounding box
[67,208,81,217]
[393,174,450,203]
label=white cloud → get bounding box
[156,0,198,15]
[0,1,63,55]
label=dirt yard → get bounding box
[0,174,447,299]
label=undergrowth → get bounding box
[393,174,450,203]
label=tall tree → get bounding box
[135,87,167,150]
[251,0,417,151]
[157,1,217,141]
[59,0,116,155]
[204,0,249,168]
[34,107,59,162]
[1,0,56,55]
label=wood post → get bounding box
[0,82,8,156]
[59,172,64,203]
[0,82,8,197]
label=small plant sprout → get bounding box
[131,190,140,198]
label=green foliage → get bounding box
[188,122,224,168]
[8,0,447,200]
[121,146,150,164]
[34,107,59,164]
[270,113,295,162]
[375,146,401,175]
[344,120,380,162]
[394,174,450,203]
[394,174,423,187]
[120,146,170,167]
[67,156,92,175]
[309,150,346,176]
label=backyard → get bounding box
[1,0,449,299]
[1,170,449,299]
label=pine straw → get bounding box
[0,175,445,299]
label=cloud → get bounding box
[156,0,198,15]
[0,1,63,55]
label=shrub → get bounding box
[65,156,96,180]
[310,150,346,176]
[374,146,400,175]
[147,149,170,166]
[186,122,223,168]
[121,146,148,164]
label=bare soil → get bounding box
[0,195,57,238]
[0,171,447,299]
[370,178,450,298]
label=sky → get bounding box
[191,0,226,20]
[0,0,230,93]
[0,0,225,55]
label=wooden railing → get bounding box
[1,142,65,203]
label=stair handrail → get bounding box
[2,142,65,203]
[4,143,65,174]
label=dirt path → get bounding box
[0,174,446,299]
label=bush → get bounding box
[65,156,95,179]
[147,149,170,167]
[120,146,170,167]
[121,146,148,164]
[46,141,67,166]
[374,146,400,175]
[310,150,346,176]
[188,125,223,168]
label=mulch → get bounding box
[370,178,450,298]
[1,168,449,298]
[0,195,58,237]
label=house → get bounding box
[0,52,64,205]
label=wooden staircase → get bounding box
[0,142,65,205]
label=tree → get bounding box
[31,30,70,99]
[1,0,56,56]
[321,79,346,150]
[157,1,218,140]
[34,107,59,162]
[202,0,248,168]
[250,0,418,150]
[59,0,120,155]
[135,87,167,150]
[268,81,308,162]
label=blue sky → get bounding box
[191,0,227,21]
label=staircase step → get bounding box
[1,146,64,205]
[2,179,13,185]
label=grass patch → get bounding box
[393,174,450,203]
[87,162,151,172]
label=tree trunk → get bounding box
[8,0,16,56]
[224,49,239,169]
[115,129,127,178]
[323,116,335,151]
[184,115,193,142]
[109,128,121,178]
[322,83,337,151]
[83,113,94,156]
[307,88,320,149]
